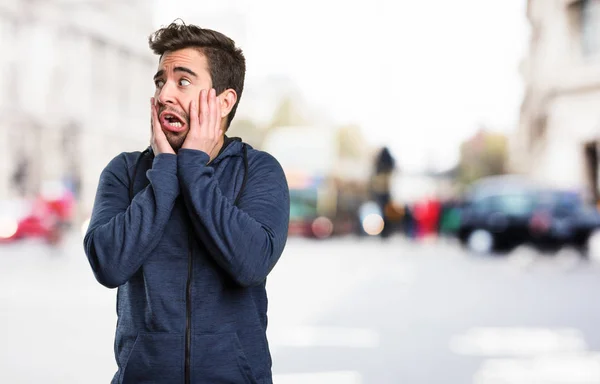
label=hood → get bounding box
[211,136,246,165]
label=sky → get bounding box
[154,0,530,173]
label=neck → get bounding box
[208,135,226,164]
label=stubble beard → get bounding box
[164,130,188,152]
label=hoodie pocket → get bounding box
[191,333,258,384]
[121,332,184,384]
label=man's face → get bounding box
[153,48,212,151]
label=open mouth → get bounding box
[160,112,186,131]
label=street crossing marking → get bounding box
[474,353,600,384]
[450,327,600,384]
[450,327,587,356]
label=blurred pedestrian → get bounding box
[439,199,461,238]
[83,21,290,384]
[11,157,29,197]
[413,197,441,240]
[370,146,396,238]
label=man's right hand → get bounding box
[150,97,175,155]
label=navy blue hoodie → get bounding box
[83,138,290,384]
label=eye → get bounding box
[155,80,165,88]
[179,79,191,86]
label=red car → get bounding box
[0,187,75,244]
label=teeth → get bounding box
[169,122,182,127]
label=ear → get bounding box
[218,89,237,121]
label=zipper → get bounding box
[185,231,193,384]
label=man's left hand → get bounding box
[182,88,223,162]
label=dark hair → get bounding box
[148,20,246,129]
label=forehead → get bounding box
[158,47,208,73]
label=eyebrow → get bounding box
[153,67,198,80]
[174,67,198,77]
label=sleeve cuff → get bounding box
[178,149,211,168]
[151,153,178,174]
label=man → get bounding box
[83,21,290,384]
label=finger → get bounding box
[199,89,209,131]
[212,89,221,138]
[150,97,156,139]
[189,98,199,135]
[151,97,161,134]
[207,88,216,138]
[151,97,156,121]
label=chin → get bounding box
[166,133,187,152]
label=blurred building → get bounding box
[513,0,600,202]
[0,0,156,220]
[460,128,508,185]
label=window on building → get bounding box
[529,113,547,150]
[581,0,600,57]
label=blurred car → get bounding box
[528,189,600,251]
[0,183,75,245]
[288,186,360,239]
[456,175,600,255]
[458,186,536,253]
[288,188,334,239]
[0,199,60,243]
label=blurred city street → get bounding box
[2,233,600,384]
[4,0,600,383]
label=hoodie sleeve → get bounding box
[177,148,290,287]
[83,153,180,288]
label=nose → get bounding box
[157,81,177,105]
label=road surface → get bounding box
[1,233,599,383]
